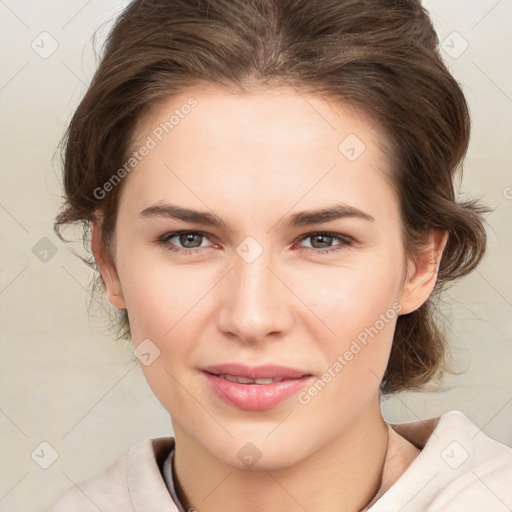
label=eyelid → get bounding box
[296,231,354,244]
[158,230,355,255]
[293,231,355,253]
[158,230,216,255]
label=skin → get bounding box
[92,83,447,511]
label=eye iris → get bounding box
[311,234,333,249]
[179,233,202,248]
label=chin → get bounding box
[197,424,314,471]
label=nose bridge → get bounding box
[217,246,291,343]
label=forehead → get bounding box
[135,83,384,156]
[120,84,396,224]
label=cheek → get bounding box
[292,251,404,383]
[117,251,212,342]
[122,264,207,410]
[295,271,400,418]
[297,254,403,332]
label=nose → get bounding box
[216,249,294,345]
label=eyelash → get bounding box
[157,231,354,256]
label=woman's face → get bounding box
[97,84,434,469]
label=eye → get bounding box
[156,230,354,257]
[296,232,354,254]
[157,231,214,254]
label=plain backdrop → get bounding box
[0,1,511,510]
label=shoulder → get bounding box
[44,437,177,512]
[426,410,512,511]
[371,410,512,511]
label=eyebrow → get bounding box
[139,202,374,229]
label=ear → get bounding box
[398,230,448,315]
[91,215,127,309]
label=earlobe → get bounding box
[90,218,127,310]
[399,230,448,315]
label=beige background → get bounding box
[0,1,511,510]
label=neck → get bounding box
[172,401,390,512]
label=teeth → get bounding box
[223,374,239,383]
[254,378,273,385]
[218,374,287,384]
[236,376,254,384]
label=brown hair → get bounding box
[54,0,489,394]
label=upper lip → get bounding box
[202,363,311,380]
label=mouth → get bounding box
[201,363,313,411]
[212,374,290,384]
[203,363,311,380]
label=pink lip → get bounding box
[202,363,313,411]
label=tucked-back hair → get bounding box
[55,0,489,394]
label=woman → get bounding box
[45,0,512,510]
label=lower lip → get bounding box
[203,372,312,411]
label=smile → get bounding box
[201,363,313,411]
[216,374,289,384]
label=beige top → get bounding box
[45,410,512,511]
